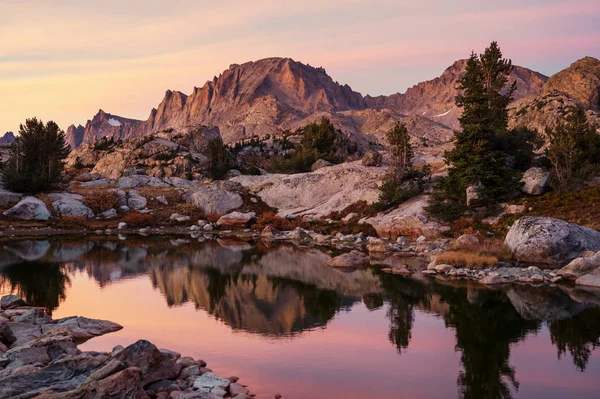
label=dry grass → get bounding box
[436,238,511,269]
[436,251,499,268]
[122,212,154,227]
[52,216,89,229]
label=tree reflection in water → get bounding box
[0,261,70,314]
[549,307,600,371]
[0,237,598,398]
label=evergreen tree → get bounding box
[377,122,429,209]
[1,118,70,193]
[545,106,600,190]
[443,42,522,204]
[206,138,231,180]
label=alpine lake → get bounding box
[0,235,598,399]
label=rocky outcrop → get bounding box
[67,57,545,151]
[521,167,550,195]
[185,185,244,215]
[557,252,600,280]
[364,195,440,238]
[0,132,15,145]
[232,161,385,219]
[510,57,600,132]
[0,295,258,399]
[216,211,255,228]
[505,217,600,267]
[49,193,94,218]
[362,150,382,166]
[3,197,51,221]
[366,59,547,131]
[575,268,600,288]
[65,124,84,150]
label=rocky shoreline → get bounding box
[0,295,261,399]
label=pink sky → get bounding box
[1,0,599,134]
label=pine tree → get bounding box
[377,122,429,209]
[443,42,522,204]
[545,106,600,190]
[1,118,70,193]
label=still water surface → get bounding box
[0,236,599,398]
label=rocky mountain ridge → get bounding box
[0,132,15,145]
[66,57,548,149]
[510,57,600,132]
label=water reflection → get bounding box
[0,237,599,398]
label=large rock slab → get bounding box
[3,196,51,221]
[231,161,386,219]
[185,186,243,215]
[576,268,600,288]
[1,295,27,310]
[118,175,169,188]
[364,195,440,238]
[557,253,600,280]
[41,316,122,341]
[505,217,600,267]
[216,212,255,228]
[193,372,231,397]
[113,339,182,387]
[521,167,550,195]
[50,193,94,218]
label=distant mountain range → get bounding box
[65,56,600,150]
[0,132,15,145]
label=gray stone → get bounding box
[521,167,550,196]
[193,372,231,397]
[216,212,255,228]
[127,190,147,210]
[3,197,51,221]
[1,295,27,310]
[186,186,243,215]
[557,255,600,280]
[98,208,118,219]
[466,184,483,207]
[506,217,600,267]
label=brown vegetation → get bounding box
[435,238,510,269]
[84,192,120,213]
[122,212,154,227]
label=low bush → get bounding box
[53,215,88,229]
[122,212,155,226]
[84,192,120,213]
[252,211,307,231]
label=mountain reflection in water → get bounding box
[0,237,599,399]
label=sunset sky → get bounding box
[1,0,599,134]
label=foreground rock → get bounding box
[557,252,600,280]
[185,185,244,215]
[521,167,550,195]
[506,217,600,268]
[3,197,51,221]
[364,195,440,238]
[216,211,256,228]
[0,295,257,399]
[49,193,94,218]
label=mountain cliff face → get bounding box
[0,132,15,145]
[365,59,548,130]
[509,57,600,132]
[66,57,549,149]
